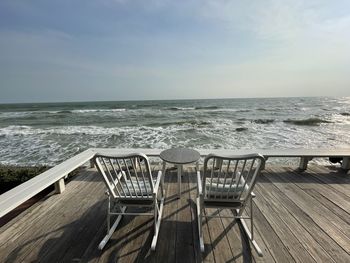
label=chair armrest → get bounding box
[251,192,256,198]
[153,170,163,195]
[197,171,203,196]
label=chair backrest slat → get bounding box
[208,160,215,197]
[116,159,131,197]
[203,154,265,204]
[227,160,239,199]
[107,158,125,197]
[123,158,138,197]
[101,157,123,197]
[94,153,154,199]
[130,158,143,196]
[137,157,149,196]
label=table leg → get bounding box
[161,161,166,197]
[177,164,182,198]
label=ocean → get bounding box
[0,97,350,166]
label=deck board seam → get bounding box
[255,176,334,262]
[266,167,350,256]
[260,171,349,262]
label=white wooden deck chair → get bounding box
[196,153,265,255]
[93,153,164,250]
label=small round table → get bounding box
[160,148,200,198]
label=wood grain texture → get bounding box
[0,164,349,262]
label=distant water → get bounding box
[0,97,350,166]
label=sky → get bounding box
[0,0,350,103]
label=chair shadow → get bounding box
[187,198,253,263]
[4,199,109,263]
[5,166,258,263]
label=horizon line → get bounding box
[0,95,347,105]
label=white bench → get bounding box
[94,148,350,171]
[1,148,349,219]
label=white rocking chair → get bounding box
[196,153,265,256]
[93,153,164,250]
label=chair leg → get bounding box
[99,206,126,250]
[197,197,204,252]
[239,218,263,256]
[151,197,164,250]
[237,199,263,257]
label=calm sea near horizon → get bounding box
[0,96,350,166]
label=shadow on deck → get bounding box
[0,165,349,263]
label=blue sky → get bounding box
[0,0,350,103]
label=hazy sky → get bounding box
[1,0,350,103]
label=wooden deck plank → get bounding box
[0,173,93,245]
[205,208,235,262]
[148,169,179,263]
[219,209,256,263]
[259,172,350,263]
[250,201,294,262]
[188,168,204,263]
[289,167,350,213]
[175,168,196,263]
[306,165,350,199]
[1,165,349,263]
[218,200,276,262]
[267,167,350,255]
[23,175,105,262]
[0,170,104,262]
[254,179,334,262]
[281,167,350,238]
[252,184,317,262]
[201,212,217,262]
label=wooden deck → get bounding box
[0,164,349,262]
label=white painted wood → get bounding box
[54,178,65,194]
[94,153,165,250]
[2,147,350,219]
[92,147,350,158]
[98,206,126,250]
[197,154,265,256]
[0,149,95,218]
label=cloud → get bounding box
[0,0,350,102]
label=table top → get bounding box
[159,148,200,164]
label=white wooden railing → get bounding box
[1,147,350,218]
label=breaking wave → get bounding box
[252,119,275,124]
[166,107,195,111]
[283,118,332,126]
[194,106,220,110]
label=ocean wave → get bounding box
[0,122,212,137]
[1,97,350,166]
[0,111,33,118]
[148,120,211,127]
[166,107,196,111]
[283,118,331,126]
[252,119,275,124]
[71,109,126,113]
[57,110,73,114]
[194,106,220,110]
[236,127,248,132]
[166,106,221,111]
